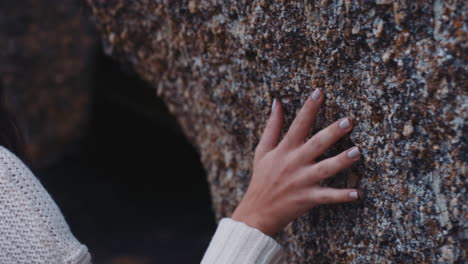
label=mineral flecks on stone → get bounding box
[87,1,467,263]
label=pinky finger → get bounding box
[309,187,360,205]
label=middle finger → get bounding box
[296,117,354,164]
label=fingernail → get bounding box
[347,147,360,159]
[272,99,277,113]
[349,191,358,200]
[311,88,321,101]
[339,118,350,129]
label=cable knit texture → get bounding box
[0,145,91,264]
[201,218,285,264]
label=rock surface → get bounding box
[0,0,96,166]
[87,1,467,263]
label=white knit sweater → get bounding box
[0,145,91,263]
[0,145,285,263]
[201,218,285,264]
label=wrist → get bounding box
[231,207,277,237]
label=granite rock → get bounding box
[0,0,96,166]
[87,0,467,263]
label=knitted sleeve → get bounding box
[0,145,91,264]
[201,218,285,264]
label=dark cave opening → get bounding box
[36,51,216,263]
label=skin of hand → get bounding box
[231,88,362,237]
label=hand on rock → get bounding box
[232,88,361,237]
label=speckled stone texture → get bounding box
[87,1,467,263]
[0,0,96,166]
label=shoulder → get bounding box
[0,145,33,183]
[0,144,24,167]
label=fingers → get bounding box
[308,187,360,205]
[297,117,354,163]
[255,99,284,159]
[280,88,324,148]
[304,146,361,183]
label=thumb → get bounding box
[254,98,284,160]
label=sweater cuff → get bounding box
[201,218,285,264]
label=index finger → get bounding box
[280,88,325,148]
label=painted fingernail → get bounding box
[311,88,321,101]
[339,118,350,129]
[272,99,277,113]
[349,191,358,200]
[347,147,361,159]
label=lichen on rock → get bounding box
[87,0,467,263]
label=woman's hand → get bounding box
[231,88,361,237]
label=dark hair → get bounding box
[0,81,25,158]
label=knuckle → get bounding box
[296,117,307,129]
[337,152,355,170]
[283,179,299,193]
[311,191,327,204]
[265,120,274,131]
[279,153,296,175]
[318,192,333,204]
[335,154,349,167]
[296,193,312,207]
[292,177,305,190]
[285,184,311,206]
[342,152,354,165]
[316,164,330,179]
[309,136,324,150]
[279,163,292,176]
[316,191,327,201]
